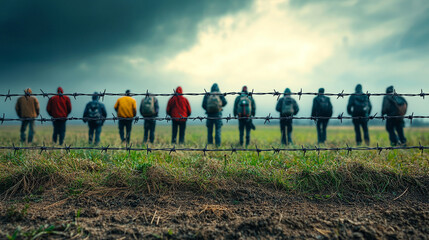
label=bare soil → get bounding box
[0,187,428,239]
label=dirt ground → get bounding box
[0,187,428,239]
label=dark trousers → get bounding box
[386,118,406,146]
[207,119,222,146]
[316,119,329,144]
[118,119,133,144]
[280,119,293,145]
[352,118,369,145]
[172,120,186,144]
[52,120,66,145]
[20,120,35,143]
[88,122,102,144]
[144,119,156,143]
[239,119,252,146]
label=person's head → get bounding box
[24,88,32,94]
[386,86,394,93]
[355,84,362,93]
[284,88,291,96]
[242,85,248,93]
[57,87,63,94]
[211,83,219,92]
[92,92,99,101]
[125,89,131,96]
[318,88,325,94]
[176,86,183,94]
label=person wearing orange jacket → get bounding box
[47,87,72,145]
[167,86,191,144]
[114,90,137,144]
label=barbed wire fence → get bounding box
[1,89,428,155]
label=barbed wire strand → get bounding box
[1,89,427,101]
[1,114,428,125]
[0,144,426,156]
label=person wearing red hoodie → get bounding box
[166,86,191,144]
[47,87,72,145]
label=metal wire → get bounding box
[1,88,427,101]
[1,114,428,124]
[0,144,426,155]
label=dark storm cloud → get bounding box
[0,0,253,71]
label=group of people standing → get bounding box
[14,84,408,147]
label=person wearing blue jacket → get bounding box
[83,92,107,145]
[202,83,227,146]
[276,88,299,145]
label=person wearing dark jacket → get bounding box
[275,88,299,145]
[167,86,191,144]
[83,92,107,145]
[311,88,333,144]
[202,83,227,146]
[382,86,407,146]
[47,87,72,145]
[347,84,372,145]
[233,86,256,146]
[15,88,40,143]
[140,95,159,143]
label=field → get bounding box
[0,124,428,239]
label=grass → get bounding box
[0,124,428,198]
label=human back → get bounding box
[114,95,137,118]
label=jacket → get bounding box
[233,91,256,117]
[276,95,299,116]
[139,96,159,117]
[311,95,333,117]
[347,94,372,117]
[83,93,107,125]
[202,83,227,117]
[47,87,72,118]
[166,86,191,121]
[15,89,40,118]
[114,96,137,118]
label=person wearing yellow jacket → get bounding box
[114,90,136,144]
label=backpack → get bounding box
[352,95,370,116]
[141,97,156,117]
[317,96,332,117]
[87,102,101,122]
[206,95,222,114]
[237,95,252,117]
[393,96,407,116]
[281,97,294,116]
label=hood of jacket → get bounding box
[386,86,394,93]
[241,86,248,94]
[355,84,363,93]
[92,92,99,101]
[284,88,291,96]
[176,86,183,94]
[211,83,220,92]
[57,87,64,94]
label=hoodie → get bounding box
[83,92,107,124]
[202,83,227,116]
[347,84,372,117]
[167,86,192,121]
[114,91,137,118]
[47,87,72,118]
[15,88,40,118]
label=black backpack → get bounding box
[87,102,101,122]
[317,96,332,117]
[352,95,370,116]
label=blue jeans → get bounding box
[52,120,66,145]
[144,119,156,143]
[316,119,329,144]
[118,119,133,144]
[88,122,102,144]
[172,120,186,144]
[238,119,252,146]
[20,120,35,143]
[207,119,222,146]
[280,119,293,145]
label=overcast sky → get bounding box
[0,0,428,124]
